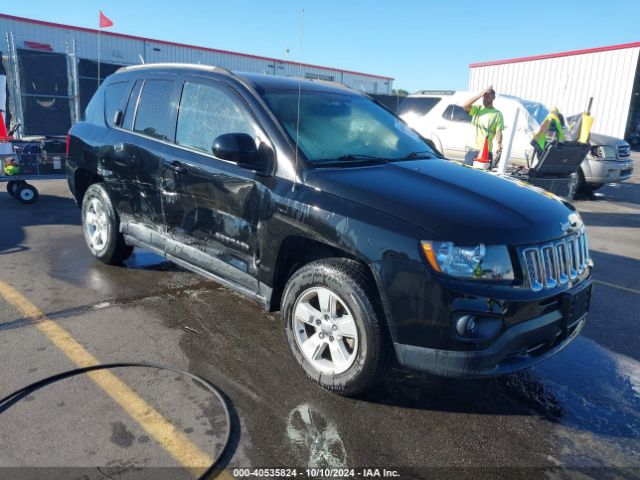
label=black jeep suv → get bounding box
[67,64,592,395]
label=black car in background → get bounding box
[66,64,592,395]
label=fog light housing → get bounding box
[453,314,503,342]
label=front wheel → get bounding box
[281,258,388,396]
[81,183,133,264]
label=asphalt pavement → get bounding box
[0,155,639,479]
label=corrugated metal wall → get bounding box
[0,16,391,93]
[0,15,392,135]
[469,47,640,139]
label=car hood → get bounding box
[304,159,578,245]
[589,132,629,147]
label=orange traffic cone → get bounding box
[473,136,491,170]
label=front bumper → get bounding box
[393,280,591,378]
[583,158,634,185]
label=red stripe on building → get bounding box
[0,13,394,81]
[470,41,640,68]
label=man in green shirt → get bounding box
[463,86,504,166]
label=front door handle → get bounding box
[165,160,188,174]
[436,126,447,130]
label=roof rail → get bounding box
[116,63,235,77]
[413,90,456,95]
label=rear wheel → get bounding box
[82,183,133,264]
[281,258,388,396]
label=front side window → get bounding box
[176,81,255,154]
[442,104,472,123]
[261,89,434,164]
[133,79,176,141]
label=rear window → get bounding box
[397,97,441,116]
[133,80,176,141]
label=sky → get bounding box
[3,0,640,92]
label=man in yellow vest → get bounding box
[463,86,504,166]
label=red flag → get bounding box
[99,11,114,28]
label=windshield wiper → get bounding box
[313,154,390,166]
[394,151,433,160]
[337,154,390,162]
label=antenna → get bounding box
[293,8,304,191]
[138,54,145,64]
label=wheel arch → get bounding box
[72,168,103,207]
[268,235,383,317]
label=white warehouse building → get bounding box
[0,13,393,137]
[469,42,640,140]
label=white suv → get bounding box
[398,91,634,192]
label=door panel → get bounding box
[161,78,269,291]
[120,78,180,229]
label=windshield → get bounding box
[501,94,550,128]
[519,99,549,126]
[260,89,435,165]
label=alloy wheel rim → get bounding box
[293,287,359,375]
[84,198,109,252]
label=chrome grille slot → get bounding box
[556,242,569,284]
[577,235,585,272]
[541,245,557,288]
[521,230,590,290]
[523,248,543,291]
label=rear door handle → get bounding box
[436,126,447,130]
[165,160,188,174]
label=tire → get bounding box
[15,183,39,204]
[6,180,25,197]
[81,183,133,264]
[576,169,603,195]
[281,258,388,396]
[576,168,590,195]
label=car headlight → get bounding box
[421,241,514,280]
[592,145,617,160]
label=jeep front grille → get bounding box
[522,230,590,291]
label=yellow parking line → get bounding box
[0,280,234,480]
[593,279,640,296]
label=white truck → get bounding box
[398,90,634,192]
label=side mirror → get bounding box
[212,133,266,171]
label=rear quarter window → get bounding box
[397,97,441,116]
[83,89,104,125]
[104,81,132,127]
